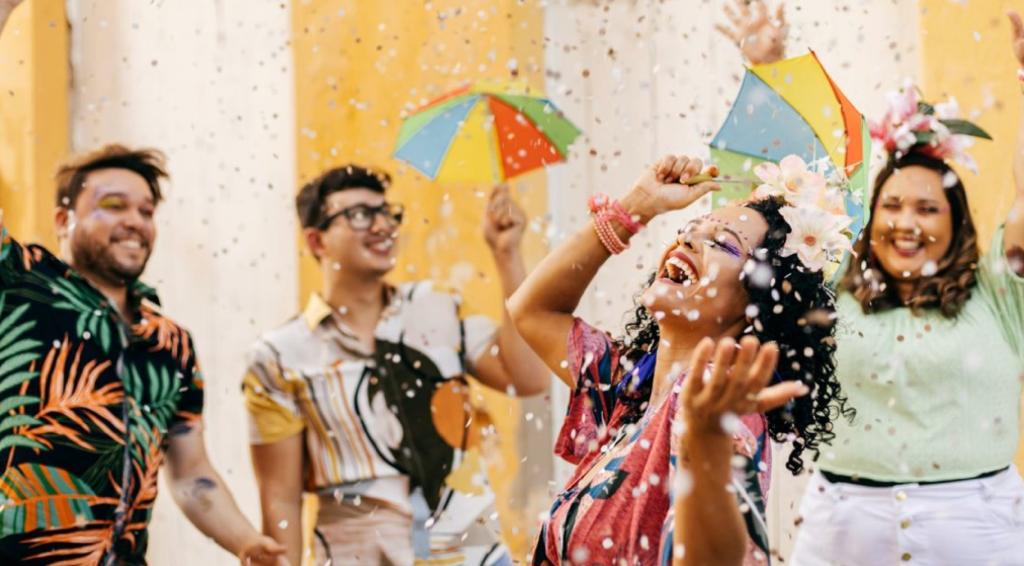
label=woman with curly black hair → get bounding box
[509,153,852,565]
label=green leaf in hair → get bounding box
[940,119,993,140]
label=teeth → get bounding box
[893,240,921,251]
[369,240,393,252]
[119,240,142,250]
[665,257,697,285]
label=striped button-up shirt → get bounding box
[242,281,495,511]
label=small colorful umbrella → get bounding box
[393,80,581,183]
[709,51,871,239]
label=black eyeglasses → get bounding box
[318,202,405,231]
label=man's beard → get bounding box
[70,233,150,284]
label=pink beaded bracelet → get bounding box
[593,213,628,254]
[587,193,644,234]
[587,193,645,255]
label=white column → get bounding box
[543,0,920,559]
[67,1,298,563]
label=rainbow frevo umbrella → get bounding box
[394,80,581,183]
[710,52,870,240]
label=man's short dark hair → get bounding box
[296,165,392,229]
[55,144,168,208]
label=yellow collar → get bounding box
[302,286,398,331]
[302,293,334,331]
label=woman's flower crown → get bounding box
[751,155,854,273]
[869,80,992,173]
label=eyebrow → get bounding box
[326,198,385,212]
[95,190,155,206]
[882,196,941,206]
[686,218,749,248]
[717,226,748,250]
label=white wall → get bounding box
[543,0,920,559]
[61,0,923,562]
[67,1,297,563]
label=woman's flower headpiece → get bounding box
[869,80,992,173]
[751,155,854,272]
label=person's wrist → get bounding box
[233,528,266,556]
[489,242,523,261]
[683,415,734,441]
[681,430,733,474]
[619,190,656,225]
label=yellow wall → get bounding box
[918,0,1018,247]
[0,0,68,247]
[917,0,1024,469]
[291,1,549,556]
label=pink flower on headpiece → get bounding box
[752,155,826,202]
[871,81,985,172]
[886,80,920,124]
[890,123,917,153]
[932,134,978,174]
[871,80,922,153]
[907,113,938,133]
[868,119,890,144]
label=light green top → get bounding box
[822,226,1024,482]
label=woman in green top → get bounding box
[720,1,1024,563]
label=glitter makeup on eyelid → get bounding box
[97,196,125,209]
[718,241,742,257]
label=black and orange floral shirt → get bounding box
[0,228,204,565]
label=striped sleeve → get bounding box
[242,339,305,444]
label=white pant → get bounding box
[790,466,1024,566]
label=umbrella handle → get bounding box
[682,174,755,186]
[682,173,718,186]
[678,165,720,186]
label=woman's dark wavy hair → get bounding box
[840,152,979,318]
[618,198,853,474]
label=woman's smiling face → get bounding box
[868,165,954,282]
[644,205,767,338]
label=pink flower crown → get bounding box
[869,80,992,173]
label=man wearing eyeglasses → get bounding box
[242,165,550,565]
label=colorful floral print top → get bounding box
[0,229,204,565]
[532,319,772,565]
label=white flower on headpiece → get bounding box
[885,80,920,125]
[749,153,855,271]
[778,206,853,272]
[933,97,960,120]
[794,184,848,217]
[752,155,826,202]
[891,123,917,152]
[936,133,979,174]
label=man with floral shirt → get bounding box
[0,18,285,557]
